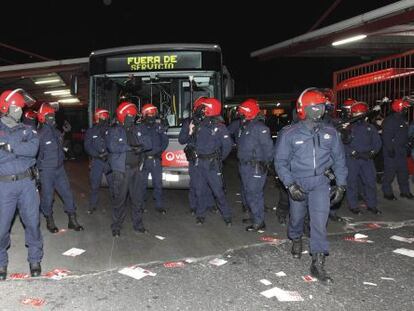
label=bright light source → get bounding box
[58,98,80,104]
[35,79,60,85]
[44,89,71,96]
[332,34,367,46]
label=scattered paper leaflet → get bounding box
[21,298,45,307]
[393,248,414,258]
[260,279,272,286]
[390,235,414,243]
[62,248,85,257]
[118,265,156,280]
[261,287,304,301]
[209,258,228,266]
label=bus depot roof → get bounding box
[0,58,89,106]
[251,0,414,60]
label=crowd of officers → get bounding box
[0,87,413,285]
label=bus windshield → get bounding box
[91,72,220,127]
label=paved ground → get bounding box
[1,155,413,310]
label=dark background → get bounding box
[0,0,399,95]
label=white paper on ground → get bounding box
[302,250,309,254]
[390,235,414,243]
[62,248,86,257]
[209,258,228,266]
[393,248,414,257]
[275,271,287,277]
[118,266,156,280]
[363,282,377,286]
[257,230,265,233]
[260,287,304,301]
[154,235,165,240]
[354,233,368,239]
[184,258,196,263]
[260,279,272,286]
[381,277,396,281]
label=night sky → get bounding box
[0,0,399,95]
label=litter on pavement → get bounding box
[302,275,317,282]
[163,261,185,268]
[209,258,228,266]
[344,237,374,243]
[44,268,71,280]
[154,235,166,240]
[390,235,414,243]
[118,265,156,280]
[354,233,369,239]
[62,248,86,257]
[260,287,304,301]
[392,248,414,258]
[363,282,377,286]
[260,279,272,286]
[381,277,396,281]
[21,298,45,307]
[275,271,287,277]
[9,273,30,280]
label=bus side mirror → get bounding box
[70,75,78,96]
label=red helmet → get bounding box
[296,88,329,120]
[142,103,158,117]
[193,96,208,111]
[238,98,260,120]
[196,97,222,117]
[116,101,137,124]
[0,89,32,114]
[38,103,56,123]
[343,98,357,108]
[94,108,110,123]
[391,99,410,113]
[351,102,368,116]
[24,110,37,120]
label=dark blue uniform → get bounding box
[227,119,249,210]
[84,123,112,211]
[192,118,233,221]
[141,121,169,210]
[37,124,76,217]
[275,122,347,254]
[178,118,215,213]
[237,119,273,225]
[106,123,152,232]
[344,121,382,210]
[382,113,411,195]
[0,120,43,267]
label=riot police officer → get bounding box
[84,108,112,214]
[382,99,413,200]
[106,101,152,237]
[37,103,84,233]
[344,102,382,214]
[236,99,273,231]
[140,104,169,214]
[275,88,347,284]
[0,89,43,279]
[179,97,216,215]
[190,97,233,225]
[23,110,38,128]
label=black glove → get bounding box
[287,183,306,201]
[330,185,346,206]
[0,142,12,153]
[368,150,376,159]
[388,149,396,158]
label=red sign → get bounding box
[9,273,30,279]
[162,150,188,167]
[336,68,414,91]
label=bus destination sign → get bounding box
[106,51,202,72]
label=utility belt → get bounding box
[0,167,37,182]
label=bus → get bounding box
[88,44,233,188]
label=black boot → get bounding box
[401,192,414,200]
[291,238,302,259]
[196,217,205,225]
[367,207,382,215]
[310,253,333,284]
[224,218,232,227]
[87,206,97,215]
[68,213,84,231]
[30,262,41,277]
[157,208,167,215]
[0,266,6,280]
[46,215,59,234]
[277,214,287,225]
[246,222,266,232]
